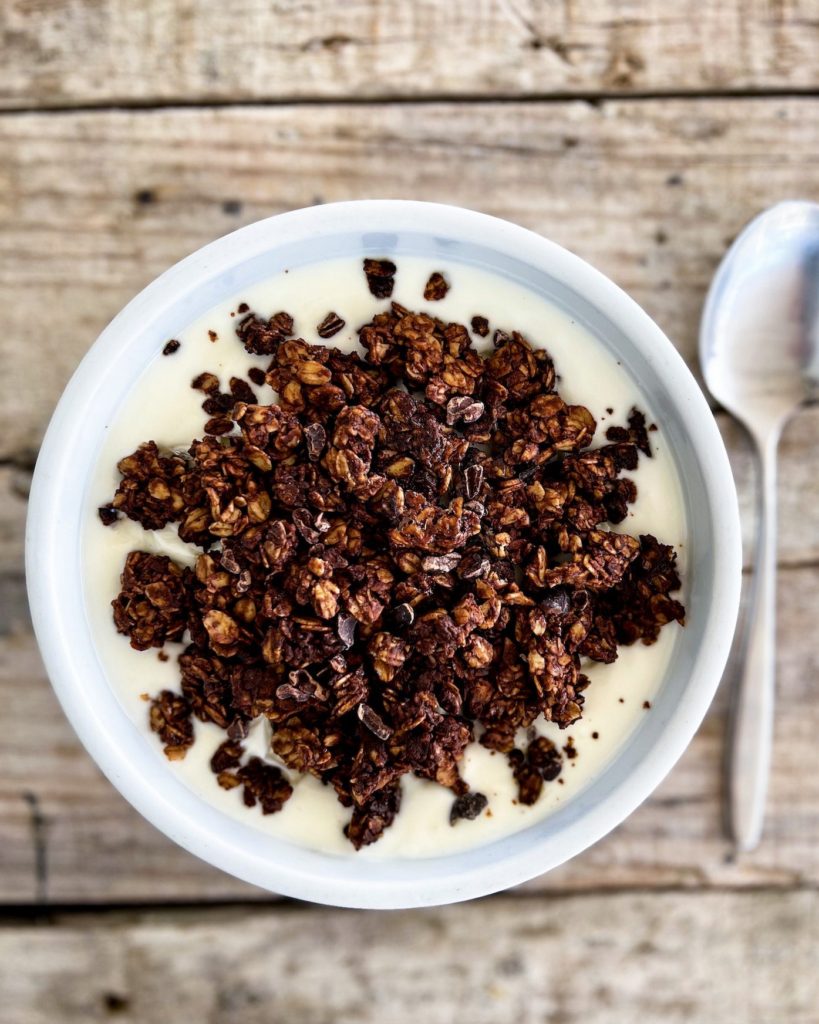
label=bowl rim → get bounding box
[26,200,742,908]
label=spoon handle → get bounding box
[728,427,780,852]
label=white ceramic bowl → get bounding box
[26,201,741,909]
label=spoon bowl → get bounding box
[701,201,819,433]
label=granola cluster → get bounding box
[103,260,684,848]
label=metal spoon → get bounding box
[700,200,819,852]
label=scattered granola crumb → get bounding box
[238,757,293,814]
[363,258,396,298]
[563,739,578,760]
[450,791,488,824]
[643,700,652,710]
[158,650,169,662]
[98,505,118,526]
[424,271,450,301]
[317,312,346,339]
[591,731,599,739]
[606,407,651,457]
[237,302,249,314]
[162,339,180,356]
[508,737,563,804]
[149,690,193,759]
[192,371,219,393]
[236,311,294,355]
[470,315,490,337]
[208,330,218,342]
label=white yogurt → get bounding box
[83,256,687,858]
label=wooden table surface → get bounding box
[1,3,818,1021]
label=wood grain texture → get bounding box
[1,99,818,460]
[2,559,817,904]
[1,0,818,108]
[2,894,818,1024]
[0,467,29,578]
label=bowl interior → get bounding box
[26,202,740,908]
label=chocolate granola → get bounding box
[104,261,685,848]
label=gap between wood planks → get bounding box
[0,87,817,118]
[1,882,817,923]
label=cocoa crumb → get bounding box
[450,791,488,824]
[98,505,118,526]
[162,339,181,356]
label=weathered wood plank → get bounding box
[0,467,28,579]
[1,0,818,108]
[1,100,818,460]
[2,893,817,1023]
[2,561,817,905]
